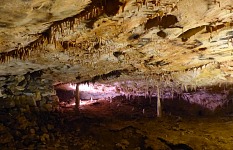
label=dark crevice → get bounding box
[76,75,81,80]
[145,15,178,30]
[159,15,179,28]
[94,43,100,49]
[205,24,225,33]
[80,69,129,85]
[128,33,141,40]
[113,51,125,58]
[144,17,159,30]
[86,0,123,28]
[146,59,170,67]
[144,56,154,64]
[198,47,207,51]
[92,70,122,82]
[86,18,99,28]
[102,0,123,16]
[157,30,167,38]
[155,60,170,66]
[27,70,43,80]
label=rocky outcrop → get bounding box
[0,70,58,111]
[0,70,63,148]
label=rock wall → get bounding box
[0,70,59,111]
[182,90,228,110]
[0,71,63,149]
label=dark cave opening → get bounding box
[53,83,232,118]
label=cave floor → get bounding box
[1,97,233,150]
[55,98,233,150]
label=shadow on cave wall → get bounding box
[56,89,74,102]
[214,93,233,116]
[113,95,214,117]
[162,98,214,117]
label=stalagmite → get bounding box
[171,87,174,100]
[75,84,80,111]
[144,91,147,99]
[149,90,152,104]
[157,85,161,117]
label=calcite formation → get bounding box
[0,0,233,107]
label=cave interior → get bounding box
[1,0,233,149]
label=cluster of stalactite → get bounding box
[0,0,106,63]
[62,40,115,68]
[63,35,113,55]
[55,69,128,89]
[0,35,48,63]
[56,58,225,100]
[78,69,129,86]
[0,0,181,63]
[49,6,104,47]
[118,61,222,100]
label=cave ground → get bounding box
[1,96,233,150]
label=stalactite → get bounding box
[161,87,164,101]
[149,90,152,104]
[157,85,161,117]
[181,84,184,91]
[2,3,106,63]
[184,84,188,92]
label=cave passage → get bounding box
[1,81,233,149]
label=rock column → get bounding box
[157,86,161,117]
[75,84,80,110]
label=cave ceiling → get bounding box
[0,0,233,91]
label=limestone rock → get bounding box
[41,103,53,112]
[0,77,6,81]
[0,97,15,109]
[0,89,3,97]
[0,0,231,96]
[34,91,42,101]
[116,139,130,150]
[15,86,25,91]
[15,75,25,84]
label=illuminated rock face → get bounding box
[182,91,228,110]
[69,83,122,100]
[0,0,233,109]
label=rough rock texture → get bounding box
[1,0,233,106]
[0,0,232,83]
[2,1,233,149]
